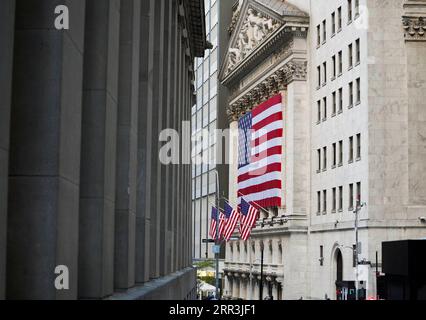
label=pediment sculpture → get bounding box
[227,8,281,74]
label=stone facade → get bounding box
[0,0,206,300]
[220,0,426,300]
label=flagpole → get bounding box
[223,192,270,217]
[214,171,220,300]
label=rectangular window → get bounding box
[332,188,337,213]
[339,140,343,166]
[317,149,321,172]
[320,246,324,266]
[323,146,327,171]
[357,182,362,206]
[317,66,321,87]
[323,190,327,214]
[317,100,321,123]
[323,97,327,121]
[338,51,343,75]
[356,133,361,160]
[317,25,321,46]
[339,186,343,211]
[338,7,342,30]
[317,191,321,214]
[356,39,360,63]
[355,0,360,17]
[332,143,337,167]
[349,43,353,68]
[349,183,354,210]
[332,92,337,115]
[349,136,354,163]
[349,81,354,107]
[332,55,336,79]
[322,20,327,43]
[348,0,353,23]
[356,78,361,104]
[332,12,336,35]
[323,62,327,85]
[339,88,343,113]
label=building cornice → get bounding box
[403,0,426,41]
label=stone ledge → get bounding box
[107,267,197,300]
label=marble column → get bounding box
[114,0,140,290]
[79,0,120,299]
[7,0,86,300]
[0,0,15,300]
[135,0,153,284]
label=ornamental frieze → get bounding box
[403,16,426,41]
[226,60,307,122]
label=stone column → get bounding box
[114,0,140,291]
[7,0,86,300]
[79,0,120,299]
[135,0,153,284]
[0,0,15,300]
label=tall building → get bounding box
[192,0,233,261]
[0,0,207,300]
[219,0,426,300]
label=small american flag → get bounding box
[239,198,259,241]
[209,207,219,239]
[223,202,239,242]
[238,94,283,208]
[209,207,227,240]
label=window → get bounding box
[317,66,321,87]
[332,143,337,168]
[317,149,321,173]
[323,190,327,214]
[338,51,343,75]
[339,186,343,211]
[332,12,336,35]
[349,81,354,107]
[322,20,327,43]
[332,92,337,116]
[356,133,361,160]
[339,88,343,113]
[339,140,343,166]
[332,55,336,79]
[349,136,354,163]
[323,97,327,121]
[356,39,360,63]
[317,191,321,214]
[353,244,357,267]
[348,0,353,23]
[348,43,353,69]
[355,0,360,17]
[332,188,337,213]
[320,246,324,266]
[349,183,354,210]
[356,182,362,205]
[323,62,327,85]
[356,78,361,104]
[317,100,321,123]
[338,7,342,30]
[323,146,327,171]
[317,25,321,46]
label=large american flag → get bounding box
[238,94,283,208]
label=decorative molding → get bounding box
[226,60,307,122]
[403,16,426,40]
[403,0,426,41]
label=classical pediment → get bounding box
[220,0,309,82]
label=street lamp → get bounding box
[353,200,366,301]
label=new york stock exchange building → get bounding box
[219,0,426,300]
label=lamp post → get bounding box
[259,242,264,300]
[214,171,220,300]
[353,200,366,301]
